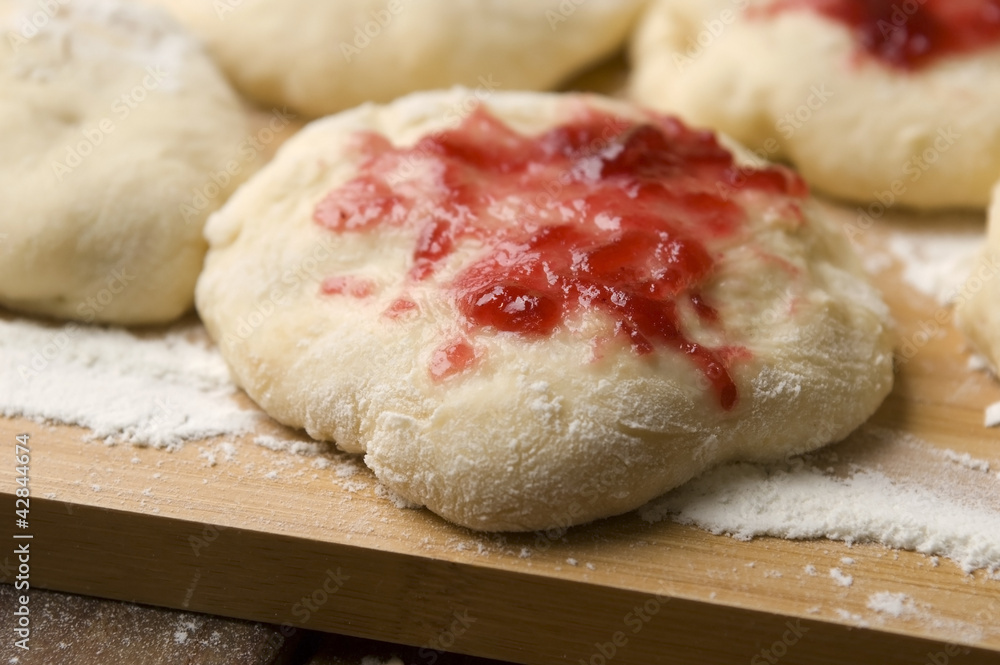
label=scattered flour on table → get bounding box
[864,590,983,641]
[986,401,1000,428]
[829,568,853,587]
[968,353,992,372]
[940,449,991,473]
[885,230,982,305]
[834,608,866,625]
[866,592,913,618]
[244,433,370,490]
[640,428,1000,574]
[0,316,258,448]
[198,441,237,467]
[374,482,421,509]
[875,225,1000,427]
[253,433,328,456]
[173,617,202,645]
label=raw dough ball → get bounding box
[957,181,1000,371]
[629,0,1000,209]
[0,0,256,324]
[140,0,646,117]
[196,89,894,531]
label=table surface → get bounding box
[0,584,515,665]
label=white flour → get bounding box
[878,220,1000,428]
[0,315,258,448]
[867,592,912,618]
[640,426,1000,574]
[884,227,983,305]
[829,568,853,587]
[6,0,194,88]
[987,401,1000,428]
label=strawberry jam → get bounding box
[770,0,1000,69]
[429,340,477,381]
[314,104,808,409]
[320,275,374,298]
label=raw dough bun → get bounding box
[629,0,1000,209]
[0,0,256,324]
[957,181,1000,371]
[140,0,646,117]
[196,89,894,531]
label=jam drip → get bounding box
[770,0,1000,69]
[314,105,808,409]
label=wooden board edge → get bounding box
[2,495,997,665]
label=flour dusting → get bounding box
[986,401,1000,428]
[941,449,991,473]
[5,0,194,88]
[0,316,258,448]
[640,426,1000,574]
[253,433,329,457]
[886,230,982,305]
[829,568,853,587]
[867,592,913,618]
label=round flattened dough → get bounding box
[0,0,256,324]
[140,0,646,117]
[957,181,1000,371]
[629,0,1000,209]
[196,89,894,532]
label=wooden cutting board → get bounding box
[4,72,1000,665]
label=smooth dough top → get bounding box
[196,89,894,531]
[629,0,1000,209]
[140,0,646,117]
[0,0,253,324]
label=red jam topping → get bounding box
[321,275,375,298]
[429,340,477,381]
[770,0,1000,69]
[384,297,418,319]
[314,104,808,410]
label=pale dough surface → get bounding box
[629,0,1000,209]
[196,89,894,531]
[140,0,646,117]
[0,0,254,324]
[957,181,1000,372]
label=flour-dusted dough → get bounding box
[196,89,894,531]
[629,0,1000,209]
[140,0,646,118]
[957,181,1000,372]
[0,0,255,324]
